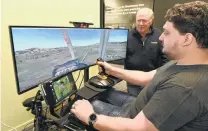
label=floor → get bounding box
[110,63,127,92]
[114,80,127,92]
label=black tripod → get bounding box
[23,90,98,131]
[23,90,54,131]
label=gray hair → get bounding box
[137,7,154,20]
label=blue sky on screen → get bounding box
[11,28,128,51]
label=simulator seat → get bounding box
[91,88,136,117]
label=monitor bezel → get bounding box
[9,25,129,95]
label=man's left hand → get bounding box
[71,99,94,124]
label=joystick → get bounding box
[88,58,114,89]
[96,58,106,75]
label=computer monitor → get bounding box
[9,26,128,94]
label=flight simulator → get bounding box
[9,25,129,131]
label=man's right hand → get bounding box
[96,61,115,76]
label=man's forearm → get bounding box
[94,115,142,131]
[109,67,156,86]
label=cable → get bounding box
[1,122,18,131]
[72,69,85,89]
[45,106,48,118]
[78,73,84,89]
[74,69,82,83]
[22,121,34,131]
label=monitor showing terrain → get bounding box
[9,26,128,94]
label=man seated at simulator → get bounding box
[70,1,208,130]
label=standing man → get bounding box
[125,8,168,96]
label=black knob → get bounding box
[97,58,104,62]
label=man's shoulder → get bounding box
[157,60,177,72]
[159,64,208,94]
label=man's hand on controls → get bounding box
[97,61,114,75]
[71,99,94,125]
